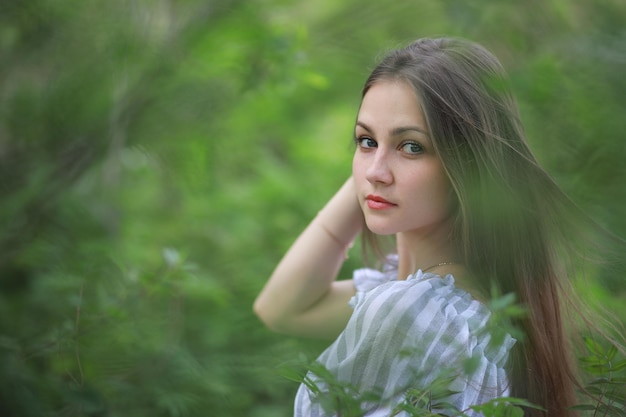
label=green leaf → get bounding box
[595,403,626,416]
[606,344,618,361]
[584,336,606,357]
[570,404,600,411]
[488,292,517,311]
[610,359,626,372]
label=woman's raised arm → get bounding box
[253,177,363,339]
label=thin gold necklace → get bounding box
[423,262,457,273]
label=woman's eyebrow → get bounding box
[355,121,372,132]
[356,121,429,136]
[391,126,428,136]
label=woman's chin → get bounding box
[365,222,397,236]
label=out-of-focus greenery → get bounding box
[0,1,624,416]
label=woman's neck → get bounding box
[395,223,458,280]
[395,226,487,302]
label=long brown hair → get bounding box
[360,37,591,416]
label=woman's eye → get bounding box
[401,142,423,155]
[357,136,377,149]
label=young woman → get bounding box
[254,37,602,416]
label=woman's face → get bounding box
[352,80,453,237]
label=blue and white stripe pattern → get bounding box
[294,263,516,416]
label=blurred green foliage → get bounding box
[0,0,625,416]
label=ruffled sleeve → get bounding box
[348,256,398,308]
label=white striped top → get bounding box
[294,262,516,416]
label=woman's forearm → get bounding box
[253,177,363,337]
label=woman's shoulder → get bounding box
[348,265,515,365]
[361,271,488,322]
[351,258,487,321]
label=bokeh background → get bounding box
[1,0,625,416]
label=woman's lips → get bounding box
[366,195,396,210]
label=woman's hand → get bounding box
[253,177,363,339]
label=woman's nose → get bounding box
[365,151,393,185]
